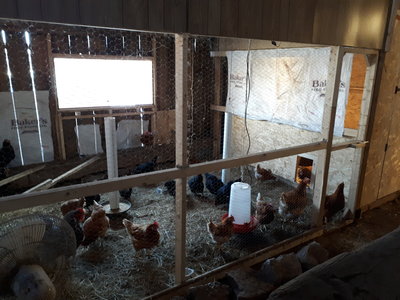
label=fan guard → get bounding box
[0,214,77,292]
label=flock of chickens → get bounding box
[60,157,165,255]
[59,157,345,255]
[207,165,345,249]
[0,146,345,255]
[61,196,161,255]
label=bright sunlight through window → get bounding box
[54,57,153,109]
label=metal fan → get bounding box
[0,214,77,300]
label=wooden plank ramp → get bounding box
[0,165,45,188]
[23,156,99,193]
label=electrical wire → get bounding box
[244,40,251,156]
[242,39,253,184]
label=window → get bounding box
[54,57,153,109]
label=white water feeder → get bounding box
[228,182,251,225]
[104,117,119,211]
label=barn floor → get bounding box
[317,198,400,256]
[0,168,316,300]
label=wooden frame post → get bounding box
[348,54,378,212]
[212,57,222,159]
[175,34,188,284]
[46,33,66,160]
[312,46,344,226]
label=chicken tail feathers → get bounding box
[207,220,216,234]
[122,218,132,228]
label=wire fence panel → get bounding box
[0,20,176,199]
[0,18,375,300]
[183,36,364,278]
[184,153,319,277]
[0,20,178,299]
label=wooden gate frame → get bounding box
[0,39,378,288]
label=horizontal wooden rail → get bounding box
[58,105,154,112]
[61,111,154,120]
[342,47,379,55]
[0,141,327,213]
[331,140,368,152]
[0,139,369,213]
[210,104,227,112]
[51,53,154,60]
[210,48,378,58]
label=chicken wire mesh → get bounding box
[0,20,176,198]
[333,53,369,143]
[183,36,366,275]
[0,19,178,299]
[0,182,177,299]
[325,148,357,224]
[185,154,318,275]
[186,36,343,168]
[0,17,371,300]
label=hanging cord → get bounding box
[244,41,251,155]
[241,39,253,184]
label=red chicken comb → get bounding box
[153,221,159,227]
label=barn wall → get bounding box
[0,21,216,164]
[0,0,391,49]
[360,11,400,209]
[0,1,398,211]
[230,116,354,197]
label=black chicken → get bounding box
[0,139,15,180]
[84,194,101,208]
[0,139,15,167]
[205,173,224,195]
[215,178,241,205]
[132,156,158,174]
[119,188,132,200]
[188,174,204,196]
[164,180,176,197]
[63,208,85,248]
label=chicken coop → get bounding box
[0,0,397,299]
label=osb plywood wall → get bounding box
[230,115,354,197]
[345,54,367,130]
[360,16,400,208]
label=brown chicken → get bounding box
[255,193,275,225]
[81,205,109,246]
[255,164,276,181]
[297,166,312,181]
[207,215,235,249]
[60,198,85,216]
[122,219,160,254]
[279,177,311,217]
[324,182,345,223]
